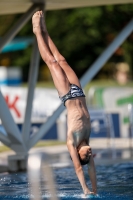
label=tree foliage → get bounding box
[0,4,133,81]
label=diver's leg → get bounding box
[32,11,70,96]
[40,11,81,88]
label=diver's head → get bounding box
[78,145,91,165]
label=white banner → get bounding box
[103,87,133,137]
[0,86,61,123]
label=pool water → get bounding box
[0,162,133,200]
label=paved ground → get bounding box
[0,138,133,172]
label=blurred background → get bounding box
[0,3,133,142]
[0,2,133,199]
[0,4,133,81]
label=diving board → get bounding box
[0,0,133,15]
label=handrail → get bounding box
[128,104,133,152]
[28,153,58,200]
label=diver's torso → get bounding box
[66,97,91,147]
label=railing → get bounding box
[28,153,59,200]
[128,104,133,155]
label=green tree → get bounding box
[0,4,133,81]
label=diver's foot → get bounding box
[32,11,42,35]
[40,11,47,33]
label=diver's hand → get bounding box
[84,188,95,195]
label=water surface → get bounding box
[0,162,133,200]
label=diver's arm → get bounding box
[88,154,97,194]
[67,141,92,194]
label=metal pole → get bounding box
[22,2,45,145]
[0,90,23,144]
[108,114,116,159]
[0,132,11,147]
[29,18,133,149]
[128,104,133,156]
[80,18,133,88]
[29,104,64,149]
[0,4,39,52]
[22,39,40,144]
[0,3,44,152]
[28,154,42,200]
[28,153,58,200]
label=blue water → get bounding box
[0,162,133,200]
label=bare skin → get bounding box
[32,11,97,195]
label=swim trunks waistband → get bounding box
[59,84,85,106]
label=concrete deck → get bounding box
[0,138,133,172]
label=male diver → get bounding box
[32,11,97,195]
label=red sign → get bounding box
[5,95,21,118]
